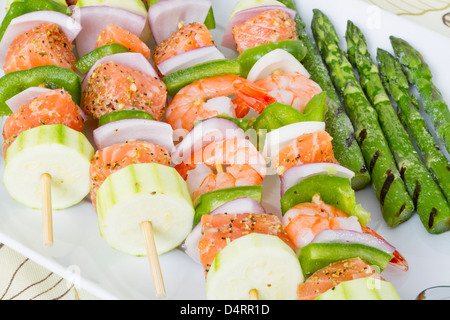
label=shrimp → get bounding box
[273,130,339,176]
[165,74,276,131]
[282,194,361,249]
[283,194,409,271]
[255,71,323,113]
[175,137,267,201]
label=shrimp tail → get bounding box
[232,97,250,118]
[174,162,197,180]
[362,226,409,272]
[234,82,277,115]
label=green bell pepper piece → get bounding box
[193,185,263,226]
[98,110,155,126]
[252,92,328,133]
[301,92,328,122]
[0,66,82,116]
[299,243,394,278]
[252,93,327,151]
[280,174,371,226]
[238,40,307,78]
[75,43,130,74]
[0,0,71,41]
[162,59,242,97]
[204,7,216,30]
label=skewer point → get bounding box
[249,289,259,300]
[141,221,167,299]
[215,162,224,173]
[41,173,53,248]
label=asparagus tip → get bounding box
[376,47,392,58]
[389,35,405,47]
[347,20,355,29]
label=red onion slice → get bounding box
[311,229,396,254]
[93,118,175,152]
[209,197,266,215]
[247,49,311,82]
[280,163,355,197]
[203,97,236,118]
[148,0,212,45]
[157,46,225,76]
[182,223,203,264]
[182,197,266,264]
[82,52,159,91]
[0,11,81,69]
[221,5,297,50]
[71,6,147,57]
[5,87,52,113]
[171,117,248,165]
[5,87,88,121]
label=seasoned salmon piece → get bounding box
[81,62,167,120]
[4,23,77,74]
[152,22,215,67]
[95,24,151,59]
[232,9,297,54]
[297,258,382,300]
[2,89,84,157]
[273,130,338,175]
[198,213,296,273]
[89,141,172,207]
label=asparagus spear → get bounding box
[346,21,450,234]
[275,0,370,191]
[377,48,450,233]
[311,9,414,227]
[390,36,450,155]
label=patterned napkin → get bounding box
[363,0,450,37]
[0,244,98,300]
[1,0,449,301]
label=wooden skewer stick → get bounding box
[215,162,224,173]
[41,173,53,248]
[249,289,259,300]
[141,221,166,299]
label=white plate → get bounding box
[1,0,450,301]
